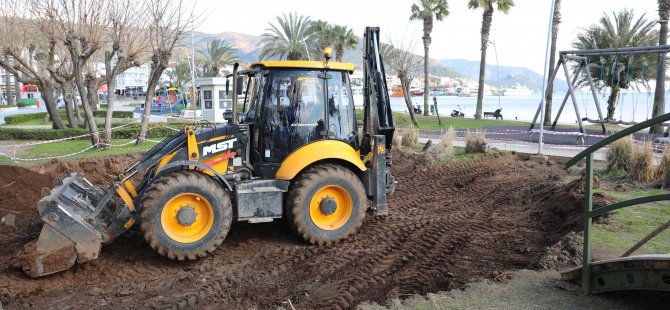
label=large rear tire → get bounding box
[140,171,232,260]
[286,164,366,245]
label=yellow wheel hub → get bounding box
[161,193,214,243]
[309,185,353,230]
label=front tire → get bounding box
[286,164,366,245]
[140,171,232,260]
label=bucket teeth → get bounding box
[14,225,77,278]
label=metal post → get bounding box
[302,40,311,61]
[190,31,197,123]
[531,60,561,130]
[584,60,607,133]
[538,0,557,155]
[231,63,239,125]
[551,61,582,130]
[562,59,585,133]
[582,153,594,294]
[490,40,501,109]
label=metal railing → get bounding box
[565,112,670,294]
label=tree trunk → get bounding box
[400,76,418,127]
[475,8,494,120]
[71,58,100,146]
[3,60,13,106]
[103,75,116,146]
[39,82,66,129]
[62,82,77,128]
[137,63,164,145]
[335,44,344,62]
[651,19,668,133]
[545,0,562,126]
[607,85,620,120]
[422,39,430,116]
[13,73,20,104]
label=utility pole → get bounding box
[489,40,501,109]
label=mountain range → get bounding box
[184,31,567,92]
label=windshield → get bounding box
[263,70,325,159]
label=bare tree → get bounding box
[26,0,110,143]
[383,35,423,127]
[0,0,67,128]
[100,0,149,146]
[137,0,197,145]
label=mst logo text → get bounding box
[203,138,237,156]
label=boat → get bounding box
[409,85,424,97]
[502,84,533,96]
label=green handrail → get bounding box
[565,112,670,168]
[590,194,670,218]
[564,111,670,294]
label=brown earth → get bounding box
[0,152,585,309]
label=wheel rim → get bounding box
[309,185,353,231]
[161,193,214,243]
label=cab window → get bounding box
[326,71,356,143]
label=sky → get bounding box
[194,0,660,75]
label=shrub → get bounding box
[4,112,48,124]
[656,145,670,186]
[392,133,402,149]
[465,129,486,154]
[605,135,633,172]
[92,110,134,118]
[630,141,654,183]
[0,122,186,141]
[401,127,418,148]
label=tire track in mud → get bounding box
[0,152,584,309]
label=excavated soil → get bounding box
[0,152,585,309]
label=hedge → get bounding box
[0,122,192,141]
[4,110,133,124]
[4,112,48,124]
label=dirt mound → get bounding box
[0,152,585,309]
[536,231,584,270]
[34,153,142,185]
[0,166,54,268]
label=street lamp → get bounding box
[489,40,501,109]
[190,30,197,123]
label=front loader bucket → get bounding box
[15,173,133,278]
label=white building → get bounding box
[116,65,150,93]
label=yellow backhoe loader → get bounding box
[18,27,395,277]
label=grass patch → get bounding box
[592,189,670,256]
[394,112,529,129]
[5,139,159,166]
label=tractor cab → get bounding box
[229,55,359,178]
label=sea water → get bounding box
[377,91,670,125]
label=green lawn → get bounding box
[0,139,159,166]
[592,189,670,256]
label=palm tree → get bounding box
[468,0,514,120]
[260,13,314,61]
[410,0,449,117]
[544,0,561,126]
[331,25,358,62]
[311,20,333,56]
[573,9,658,120]
[201,39,238,78]
[651,0,670,134]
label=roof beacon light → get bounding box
[324,47,333,64]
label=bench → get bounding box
[484,108,503,120]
